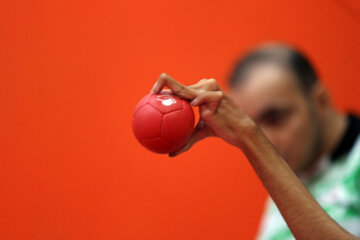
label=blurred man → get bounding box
[228,44,360,239]
[151,44,360,239]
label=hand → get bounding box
[151,73,360,240]
[151,73,256,156]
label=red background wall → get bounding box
[1,0,359,239]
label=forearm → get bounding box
[239,124,358,240]
[150,74,358,239]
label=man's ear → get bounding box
[310,81,331,116]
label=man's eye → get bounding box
[262,110,288,126]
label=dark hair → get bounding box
[228,44,318,94]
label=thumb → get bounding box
[169,121,213,157]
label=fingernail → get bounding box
[190,98,198,106]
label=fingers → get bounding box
[190,91,224,117]
[190,78,221,91]
[150,74,225,157]
[169,121,213,157]
[151,73,198,100]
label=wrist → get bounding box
[233,117,261,148]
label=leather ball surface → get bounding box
[132,92,195,154]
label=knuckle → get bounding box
[207,78,217,85]
[203,78,219,91]
[210,78,219,85]
[160,73,168,78]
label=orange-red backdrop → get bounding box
[1,0,360,239]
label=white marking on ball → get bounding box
[156,95,177,106]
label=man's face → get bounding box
[231,63,323,172]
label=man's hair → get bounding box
[228,44,318,94]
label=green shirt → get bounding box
[257,116,360,240]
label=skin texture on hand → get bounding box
[151,73,359,240]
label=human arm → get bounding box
[151,73,359,240]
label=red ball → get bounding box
[132,92,195,154]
